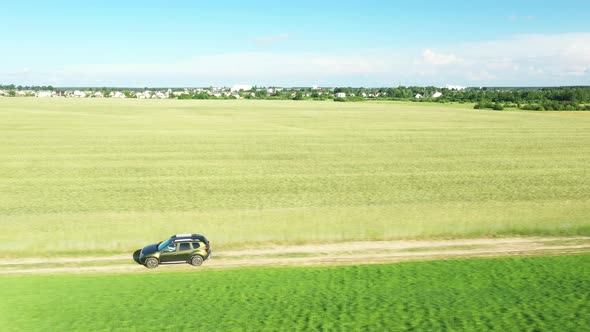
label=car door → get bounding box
[159,243,179,263]
[177,242,193,262]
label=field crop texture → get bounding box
[1,255,588,331]
[0,99,589,256]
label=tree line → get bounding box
[334,86,590,111]
[2,83,589,110]
[0,84,55,91]
[467,87,590,111]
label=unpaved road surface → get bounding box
[2,237,589,275]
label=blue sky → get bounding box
[2,0,590,87]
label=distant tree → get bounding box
[255,89,268,98]
[191,92,210,99]
[334,87,351,94]
[492,103,504,111]
[292,91,304,100]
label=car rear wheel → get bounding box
[145,257,159,269]
[190,255,204,266]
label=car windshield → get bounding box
[157,238,173,251]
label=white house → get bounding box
[137,91,151,99]
[155,91,167,99]
[94,91,104,98]
[73,90,86,98]
[231,84,252,92]
[113,91,126,98]
[431,91,443,98]
[414,93,423,99]
[37,91,54,98]
[335,92,346,98]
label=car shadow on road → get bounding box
[132,249,142,265]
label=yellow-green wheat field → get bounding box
[1,98,589,256]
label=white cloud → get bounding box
[252,33,290,44]
[422,49,461,65]
[3,32,590,86]
[509,14,536,22]
[10,52,409,87]
[527,66,544,76]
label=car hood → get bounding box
[141,243,159,255]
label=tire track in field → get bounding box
[1,237,589,275]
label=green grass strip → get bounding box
[1,254,588,331]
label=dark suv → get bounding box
[139,234,211,268]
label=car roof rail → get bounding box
[172,234,206,240]
[173,233,193,238]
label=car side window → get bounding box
[162,243,177,253]
[179,243,191,251]
[192,242,200,249]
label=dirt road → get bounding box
[2,237,589,275]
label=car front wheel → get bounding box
[145,257,159,269]
[190,255,204,266]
